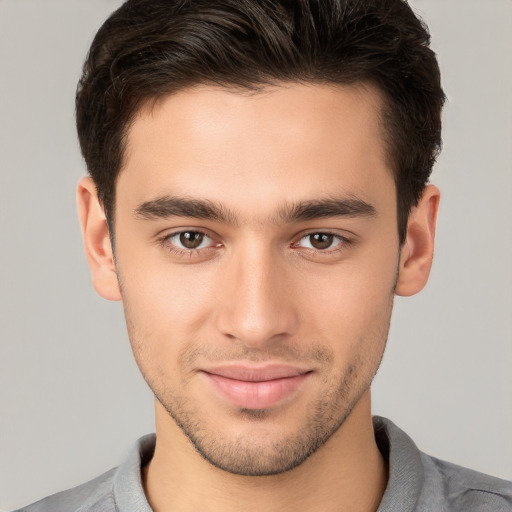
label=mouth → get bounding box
[200,364,313,410]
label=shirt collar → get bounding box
[373,416,424,511]
[112,433,155,512]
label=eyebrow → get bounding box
[135,196,237,224]
[279,198,376,223]
[134,195,376,225]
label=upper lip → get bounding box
[201,364,312,382]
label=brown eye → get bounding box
[297,232,344,251]
[309,233,335,250]
[179,231,205,249]
[162,230,220,257]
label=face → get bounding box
[113,83,400,475]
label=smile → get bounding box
[200,365,313,410]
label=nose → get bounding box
[214,244,299,349]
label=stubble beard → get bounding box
[156,362,370,476]
[128,326,390,477]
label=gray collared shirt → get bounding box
[14,417,512,511]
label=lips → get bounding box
[200,364,312,410]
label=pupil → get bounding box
[180,232,203,249]
[311,233,333,250]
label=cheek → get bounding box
[294,247,397,353]
[116,258,222,382]
[301,253,396,312]
[118,252,218,329]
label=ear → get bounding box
[395,184,440,297]
[77,176,122,301]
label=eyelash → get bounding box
[158,230,218,258]
[158,230,353,259]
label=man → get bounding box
[14,0,512,511]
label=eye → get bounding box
[297,232,344,250]
[166,230,214,250]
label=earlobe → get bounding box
[395,184,440,297]
[77,176,122,301]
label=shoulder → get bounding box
[373,416,512,512]
[12,434,155,512]
[424,454,512,511]
[12,467,117,512]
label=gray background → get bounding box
[0,0,511,510]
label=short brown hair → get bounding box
[76,0,445,243]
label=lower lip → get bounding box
[203,372,311,410]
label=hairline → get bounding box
[104,78,412,245]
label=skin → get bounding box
[78,83,439,512]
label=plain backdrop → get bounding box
[0,0,511,510]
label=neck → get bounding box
[143,391,387,512]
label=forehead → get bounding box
[118,82,395,220]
